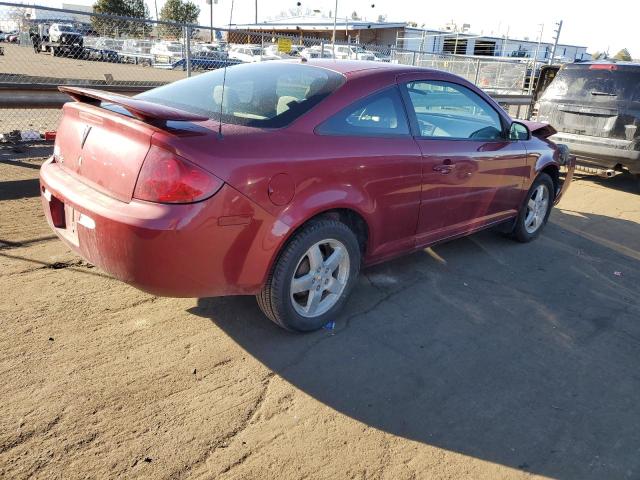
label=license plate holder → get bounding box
[62,203,80,246]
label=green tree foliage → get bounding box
[591,51,606,60]
[159,0,200,38]
[92,0,150,38]
[613,48,632,61]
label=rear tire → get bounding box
[511,173,555,243]
[257,218,361,332]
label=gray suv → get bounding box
[537,62,640,181]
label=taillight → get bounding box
[589,64,617,71]
[133,145,223,204]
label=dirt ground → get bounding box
[0,43,187,84]
[1,144,639,480]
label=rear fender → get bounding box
[259,185,375,281]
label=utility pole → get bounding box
[206,0,213,42]
[332,0,339,42]
[255,0,257,23]
[529,23,544,94]
[549,20,563,65]
[500,25,510,57]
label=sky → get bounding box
[25,0,640,55]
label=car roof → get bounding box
[295,59,429,75]
[567,61,640,69]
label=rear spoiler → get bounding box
[520,120,557,139]
[58,86,209,123]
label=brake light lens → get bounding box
[589,64,617,70]
[134,145,223,203]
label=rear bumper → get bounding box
[39,158,279,298]
[550,132,640,173]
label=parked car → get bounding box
[119,39,153,65]
[31,23,83,57]
[371,50,391,62]
[537,61,640,181]
[42,60,574,332]
[150,41,184,67]
[228,44,280,62]
[122,38,152,55]
[300,46,334,60]
[331,44,376,61]
[192,42,228,60]
[0,30,18,42]
[83,37,122,62]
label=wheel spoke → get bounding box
[307,244,323,271]
[536,185,545,200]
[524,211,535,228]
[291,274,314,294]
[305,288,321,314]
[323,246,344,273]
[528,198,536,210]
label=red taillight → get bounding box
[589,64,617,71]
[133,145,223,204]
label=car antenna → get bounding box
[218,0,235,139]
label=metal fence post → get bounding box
[320,41,325,57]
[474,58,481,85]
[184,25,192,77]
[412,51,417,66]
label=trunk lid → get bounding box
[54,87,209,203]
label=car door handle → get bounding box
[433,162,455,174]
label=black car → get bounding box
[537,62,640,181]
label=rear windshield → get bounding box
[542,66,640,102]
[137,62,345,128]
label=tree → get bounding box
[591,51,607,60]
[92,0,150,37]
[159,0,200,38]
[613,48,632,61]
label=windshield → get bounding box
[58,25,75,32]
[542,66,640,102]
[137,62,345,128]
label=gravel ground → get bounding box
[1,144,639,480]
[0,43,187,84]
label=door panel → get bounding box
[398,76,528,245]
[415,139,527,244]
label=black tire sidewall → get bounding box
[514,173,555,242]
[271,220,361,332]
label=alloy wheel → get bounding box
[290,239,350,318]
[524,184,550,234]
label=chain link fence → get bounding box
[0,1,533,137]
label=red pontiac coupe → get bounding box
[40,60,574,331]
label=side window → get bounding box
[317,87,410,137]
[404,80,504,140]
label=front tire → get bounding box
[512,173,555,243]
[257,218,361,332]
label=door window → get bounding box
[317,87,410,137]
[404,80,504,140]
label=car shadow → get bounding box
[0,178,41,201]
[573,171,638,194]
[190,209,640,479]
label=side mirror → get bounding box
[509,121,530,141]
